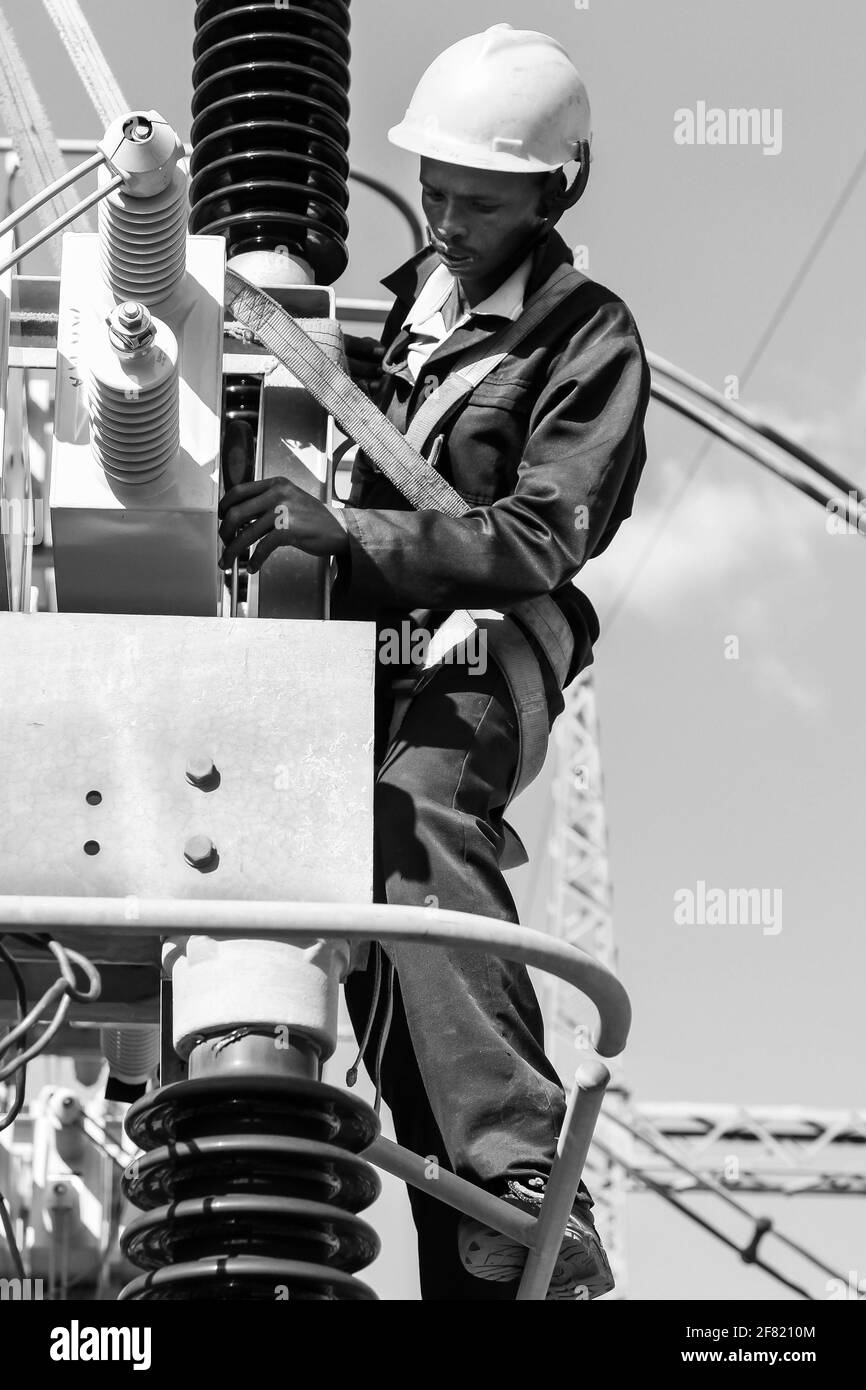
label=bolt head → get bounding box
[186,754,216,787]
[118,301,143,327]
[53,1183,67,1195]
[184,834,217,868]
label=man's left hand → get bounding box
[218,477,349,573]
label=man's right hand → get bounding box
[345,334,386,396]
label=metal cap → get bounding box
[99,110,184,197]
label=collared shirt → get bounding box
[400,254,533,382]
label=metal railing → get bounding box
[0,893,631,1300]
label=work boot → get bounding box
[457,1178,615,1300]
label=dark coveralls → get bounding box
[332,228,651,1299]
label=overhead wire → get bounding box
[525,149,866,996]
[602,142,866,634]
[0,7,93,269]
[602,1107,849,1284]
[592,1132,814,1299]
[41,0,129,130]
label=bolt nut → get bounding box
[107,300,155,352]
[53,1183,68,1196]
[117,301,145,328]
[184,834,217,869]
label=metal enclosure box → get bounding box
[0,612,374,905]
[50,233,225,616]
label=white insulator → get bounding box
[86,311,180,483]
[97,162,188,306]
[100,1027,160,1086]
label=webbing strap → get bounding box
[42,0,129,129]
[403,355,506,455]
[404,261,586,457]
[225,268,470,518]
[225,262,587,521]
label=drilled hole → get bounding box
[83,840,100,856]
[85,791,102,806]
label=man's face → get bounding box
[419,157,548,288]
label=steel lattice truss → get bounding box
[616,1102,866,1196]
[542,670,631,1293]
[542,673,866,1304]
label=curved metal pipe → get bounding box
[649,352,866,506]
[652,379,866,529]
[0,895,632,1058]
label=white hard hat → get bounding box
[388,24,592,174]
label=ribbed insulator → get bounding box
[118,1075,381,1301]
[101,1027,161,1086]
[189,0,351,284]
[86,318,180,484]
[98,164,189,306]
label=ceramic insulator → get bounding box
[86,315,180,484]
[98,164,188,306]
[101,1027,160,1086]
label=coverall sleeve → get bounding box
[338,298,651,611]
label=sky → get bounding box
[2,0,864,1302]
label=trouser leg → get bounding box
[360,657,574,1177]
[346,655,592,1297]
[345,958,518,1301]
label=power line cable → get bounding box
[602,143,866,634]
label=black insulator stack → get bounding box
[118,1075,381,1300]
[189,0,351,284]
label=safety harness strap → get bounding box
[226,268,473,518]
[403,260,585,457]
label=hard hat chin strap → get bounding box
[534,142,591,232]
[547,140,591,223]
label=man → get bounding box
[218,24,651,1300]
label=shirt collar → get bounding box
[401,254,533,335]
[381,229,574,311]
